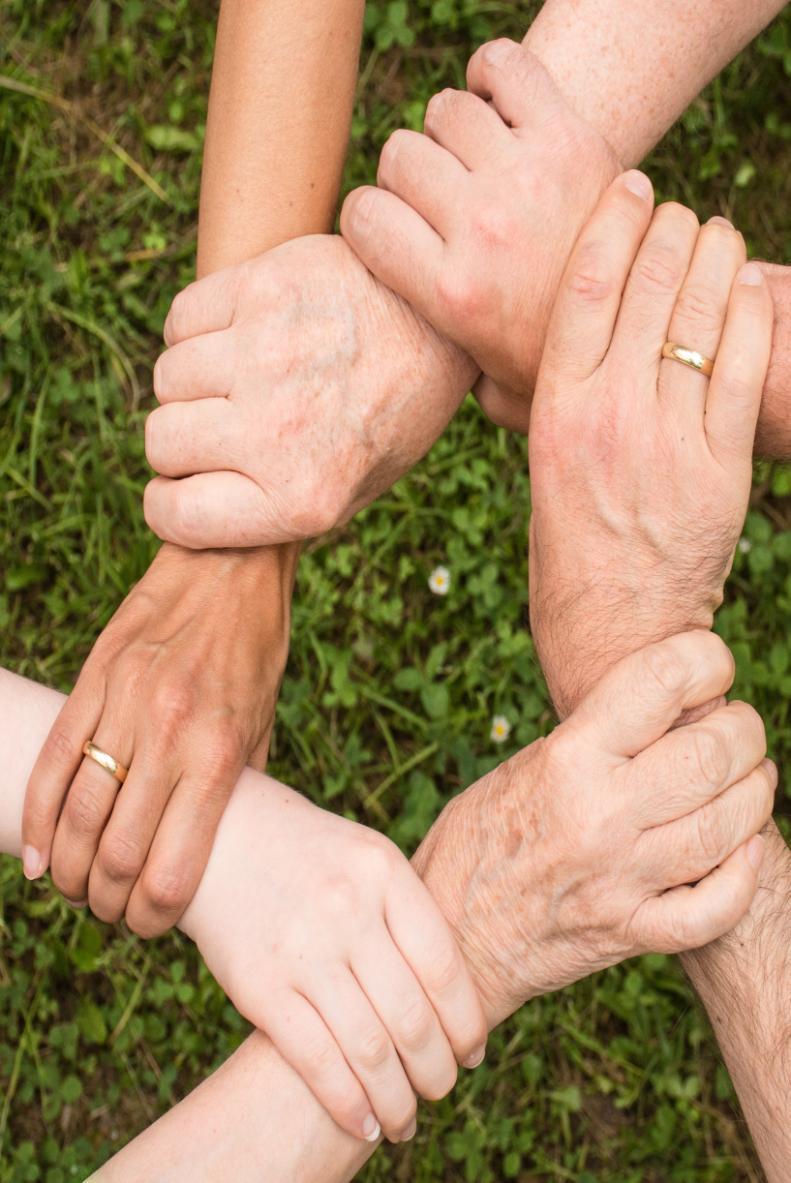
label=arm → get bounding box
[22,0,363,936]
[1,634,772,1181]
[523,175,791,1178]
[342,0,790,445]
[144,0,791,552]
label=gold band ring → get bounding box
[82,740,128,785]
[661,341,715,378]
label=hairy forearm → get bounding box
[681,824,791,1182]
[524,0,784,168]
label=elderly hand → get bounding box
[412,632,773,1027]
[22,543,294,936]
[340,39,620,432]
[527,172,773,717]
[142,235,476,549]
[180,773,486,1145]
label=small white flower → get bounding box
[738,537,752,554]
[490,715,511,744]
[428,565,451,595]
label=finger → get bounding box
[644,760,776,890]
[144,472,283,549]
[145,400,239,479]
[566,631,735,759]
[377,129,468,236]
[659,216,746,423]
[22,676,104,880]
[634,835,764,953]
[423,87,513,168]
[87,748,177,924]
[385,875,487,1070]
[705,261,773,464]
[259,990,381,1143]
[340,186,444,317]
[162,267,243,346]
[466,40,565,131]
[306,967,417,1143]
[351,940,457,1104]
[610,201,700,374]
[631,700,767,827]
[125,767,237,937]
[153,330,236,404]
[542,170,655,384]
[49,712,132,903]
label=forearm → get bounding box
[525,0,784,168]
[2,671,373,1182]
[681,824,791,1183]
[197,0,364,276]
[523,0,790,458]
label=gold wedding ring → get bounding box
[82,740,128,785]
[661,341,715,377]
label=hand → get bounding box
[527,172,773,717]
[22,543,295,936]
[142,235,477,549]
[180,775,487,1145]
[340,39,620,432]
[412,632,774,1027]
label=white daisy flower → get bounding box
[738,537,752,554]
[428,565,451,595]
[490,715,511,744]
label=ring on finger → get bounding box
[661,341,715,378]
[82,740,129,785]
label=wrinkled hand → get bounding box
[412,632,773,1027]
[527,173,773,717]
[341,39,620,432]
[22,543,294,936]
[181,775,486,1145]
[143,235,476,549]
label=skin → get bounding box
[21,0,365,937]
[0,634,773,1181]
[450,166,790,1176]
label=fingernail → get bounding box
[707,215,733,229]
[623,170,652,200]
[22,845,43,880]
[65,898,88,909]
[400,1118,417,1143]
[738,262,763,286]
[362,1114,380,1143]
[463,1045,486,1069]
[746,834,764,871]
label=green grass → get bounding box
[1,2,790,1180]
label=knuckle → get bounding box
[164,290,190,345]
[356,1026,391,1072]
[634,242,685,293]
[396,997,435,1051]
[690,727,730,790]
[302,1030,341,1076]
[640,640,688,699]
[378,129,409,180]
[674,282,721,329]
[98,833,145,884]
[436,268,487,322]
[470,202,513,249]
[141,864,192,917]
[566,243,613,303]
[694,802,727,866]
[41,727,80,770]
[152,683,193,729]
[424,942,464,995]
[63,780,107,837]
